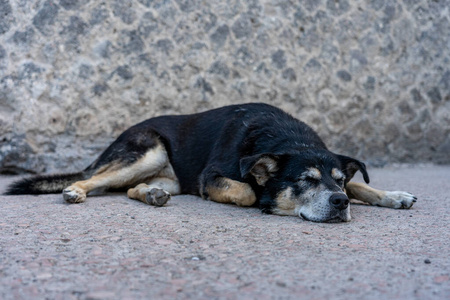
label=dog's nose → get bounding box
[329,193,349,210]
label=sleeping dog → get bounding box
[6,103,416,222]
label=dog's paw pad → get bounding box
[382,191,417,209]
[145,188,170,207]
[63,188,86,203]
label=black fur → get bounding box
[5,172,85,195]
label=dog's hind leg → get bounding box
[345,182,417,209]
[63,143,169,203]
[127,164,180,206]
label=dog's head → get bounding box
[240,150,369,222]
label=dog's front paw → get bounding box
[380,191,417,209]
[63,187,87,203]
[145,188,171,207]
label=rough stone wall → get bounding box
[0,0,449,174]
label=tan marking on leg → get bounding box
[63,143,169,203]
[206,178,256,207]
[127,183,153,203]
[272,187,297,216]
[127,161,180,206]
[127,177,180,199]
[345,182,384,205]
[127,176,180,206]
[346,182,416,209]
[94,161,122,175]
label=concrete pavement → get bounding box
[0,165,449,299]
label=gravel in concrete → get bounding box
[0,165,449,299]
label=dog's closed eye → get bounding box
[302,176,320,184]
[300,167,321,181]
[331,168,345,185]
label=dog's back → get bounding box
[142,103,326,193]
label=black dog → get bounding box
[6,103,416,222]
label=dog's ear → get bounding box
[336,154,370,184]
[240,154,281,186]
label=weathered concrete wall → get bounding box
[0,0,449,174]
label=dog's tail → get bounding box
[4,172,86,195]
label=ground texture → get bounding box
[0,165,449,299]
